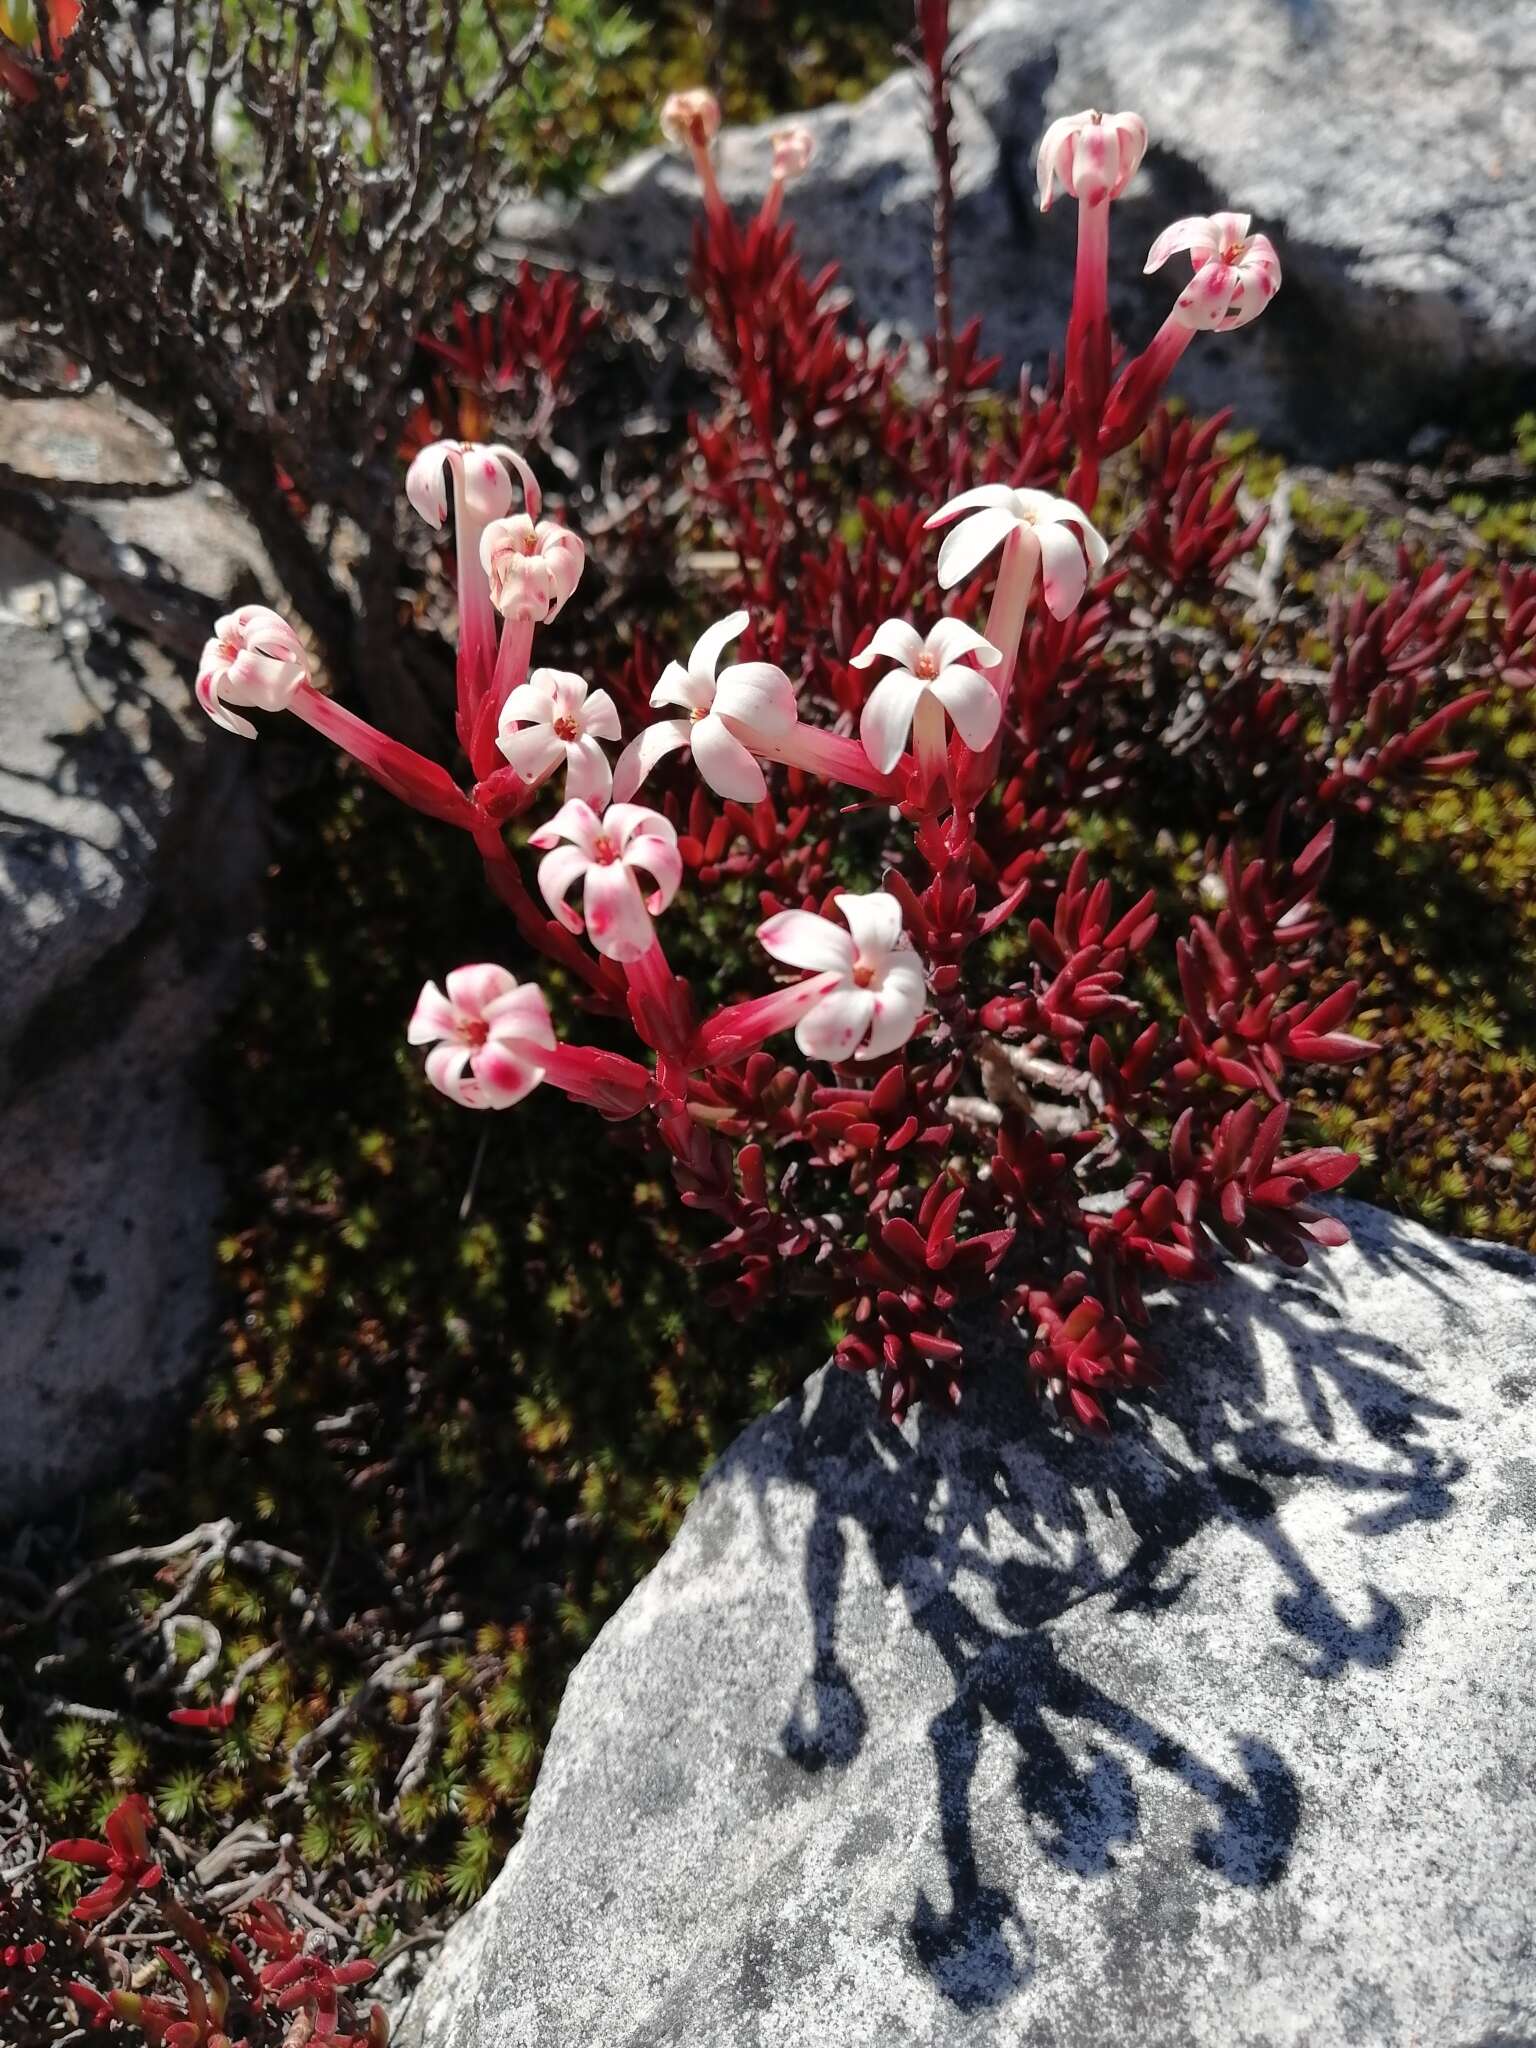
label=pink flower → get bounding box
[531,799,682,962]
[405,440,539,529]
[612,611,799,805]
[926,487,1108,617]
[1036,108,1148,210]
[852,619,1003,774]
[661,87,721,151]
[479,514,585,624]
[408,965,555,1110]
[1146,211,1282,332]
[196,605,310,739]
[771,125,816,181]
[497,668,622,805]
[757,891,927,1062]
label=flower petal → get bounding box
[931,664,1004,750]
[688,609,750,684]
[849,619,925,671]
[196,673,257,740]
[935,507,1020,591]
[530,797,604,854]
[482,982,556,1047]
[758,910,855,975]
[498,725,565,785]
[405,442,455,529]
[650,660,712,714]
[861,956,928,1059]
[858,669,927,774]
[407,980,460,1046]
[796,987,876,1062]
[1144,214,1220,275]
[425,1041,482,1108]
[503,676,558,726]
[1037,520,1089,618]
[446,964,518,1016]
[611,720,692,803]
[582,687,623,742]
[536,844,590,930]
[471,1040,546,1108]
[925,484,1018,530]
[582,862,652,961]
[836,890,904,958]
[714,662,798,736]
[926,618,1002,670]
[563,734,613,806]
[691,713,768,802]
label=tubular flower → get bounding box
[196,605,310,738]
[1036,107,1147,209]
[758,890,927,1062]
[532,799,682,961]
[612,611,798,804]
[771,124,816,182]
[46,1796,162,1923]
[852,619,1003,774]
[497,668,621,805]
[1146,211,1282,332]
[479,514,585,624]
[660,86,722,151]
[926,487,1108,617]
[408,965,555,1110]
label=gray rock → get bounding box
[0,398,270,1522]
[496,0,1536,456]
[405,1200,1536,2047]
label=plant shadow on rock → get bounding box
[769,1223,1468,2011]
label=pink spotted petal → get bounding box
[796,987,876,1062]
[1036,520,1090,618]
[1144,214,1221,275]
[860,958,928,1059]
[536,844,590,931]
[582,862,652,961]
[425,1041,482,1108]
[446,964,519,1017]
[471,1041,546,1109]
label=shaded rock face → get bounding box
[405,1201,1536,2047]
[498,0,1536,457]
[0,395,269,1523]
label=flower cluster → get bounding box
[191,69,1519,1431]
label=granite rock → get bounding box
[405,1199,1536,2047]
[0,396,270,1522]
[496,0,1536,456]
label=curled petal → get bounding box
[473,1040,547,1109]
[425,1041,480,1108]
[936,507,1023,590]
[407,980,461,1046]
[835,890,904,958]
[924,484,1017,530]
[405,441,456,529]
[650,660,712,714]
[498,724,565,786]
[197,671,257,741]
[849,618,925,671]
[691,713,768,802]
[564,734,613,806]
[930,664,1004,750]
[530,797,605,856]
[688,610,750,685]
[858,669,927,774]
[446,963,518,1015]
[612,719,692,802]
[926,617,1001,670]
[1173,260,1242,331]
[536,844,591,932]
[1145,214,1222,274]
[714,662,798,735]
[1036,520,1090,618]
[860,957,928,1059]
[758,910,855,975]
[582,687,623,742]
[481,982,556,1047]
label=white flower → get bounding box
[1145,212,1282,333]
[1036,108,1148,210]
[612,611,798,805]
[195,605,310,740]
[497,669,622,806]
[771,125,816,181]
[407,965,555,1111]
[660,87,721,151]
[757,891,926,1063]
[531,799,683,962]
[405,440,538,529]
[851,619,1003,774]
[925,486,1108,618]
[479,515,585,624]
